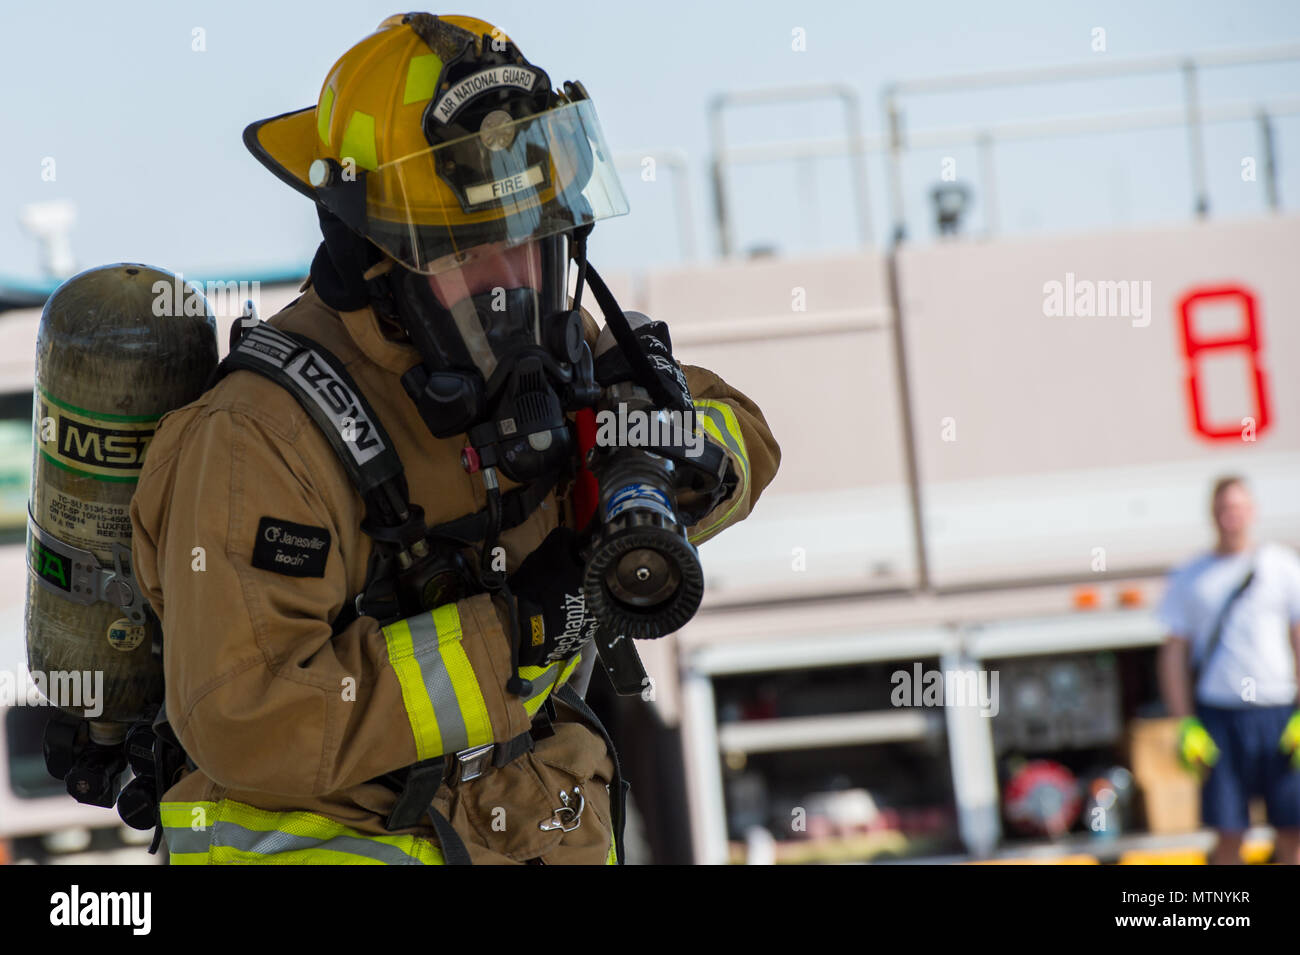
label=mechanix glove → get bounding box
[1177,716,1221,774]
[593,310,693,412]
[507,527,599,669]
[1280,711,1300,771]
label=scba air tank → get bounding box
[25,264,216,747]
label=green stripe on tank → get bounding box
[37,385,162,423]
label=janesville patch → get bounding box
[252,516,331,578]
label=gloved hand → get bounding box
[593,310,692,412]
[1177,716,1220,774]
[1280,710,1300,770]
[507,526,598,669]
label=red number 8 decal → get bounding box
[1177,285,1271,442]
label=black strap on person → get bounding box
[1191,558,1257,694]
[554,683,630,865]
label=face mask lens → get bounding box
[423,240,543,309]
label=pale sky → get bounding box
[2,0,1298,284]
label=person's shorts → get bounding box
[1195,703,1300,830]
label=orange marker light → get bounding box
[1118,587,1144,608]
[1073,587,1100,610]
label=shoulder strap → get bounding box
[1192,557,1257,691]
[219,321,405,498]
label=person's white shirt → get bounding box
[1157,542,1300,708]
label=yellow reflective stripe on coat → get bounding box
[382,603,494,760]
[689,399,750,542]
[160,799,445,865]
[518,653,583,718]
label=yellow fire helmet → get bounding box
[244,13,629,274]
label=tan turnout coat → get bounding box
[130,280,780,864]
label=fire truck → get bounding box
[593,44,1300,864]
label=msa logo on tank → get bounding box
[283,350,383,466]
[27,532,70,592]
[35,387,156,481]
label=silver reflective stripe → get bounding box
[407,611,470,753]
[694,404,746,467]
[162,826,212,855]
[524,661,562,704]
[211,822,425,865]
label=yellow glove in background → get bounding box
[1177,717,1220,774]
[1280,711,1300,771]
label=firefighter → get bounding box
[128,13,780,864]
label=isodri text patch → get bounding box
[251,516,331,578]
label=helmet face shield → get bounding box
[350,99,628,274]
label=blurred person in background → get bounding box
[1157,475,1300,864]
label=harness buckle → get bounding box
[450,743,496,784]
